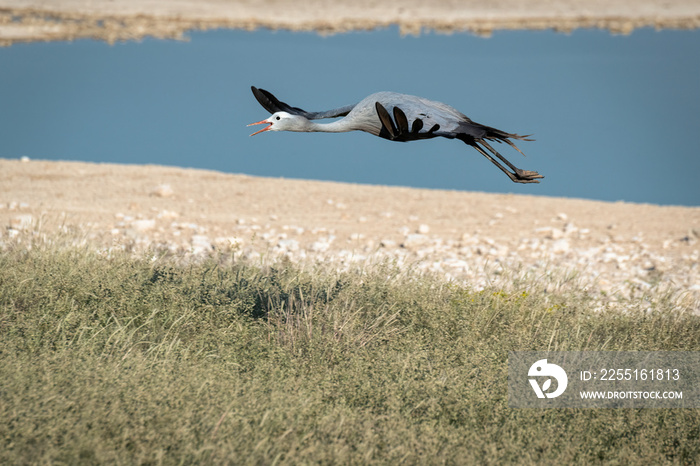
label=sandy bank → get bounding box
[1,0,699,46]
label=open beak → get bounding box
[247,119,272,136]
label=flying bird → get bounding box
[248,86,543,184]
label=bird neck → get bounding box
[302,119,349,133]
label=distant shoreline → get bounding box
[1,0,699,46]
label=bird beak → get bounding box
[247,119,272,136]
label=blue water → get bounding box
[1,27,699,206]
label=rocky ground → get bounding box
[2,158,698,312]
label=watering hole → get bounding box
[1,27,699,205]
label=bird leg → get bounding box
[478,140,544,183]
[469,142,543,184]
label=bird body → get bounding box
[248,86,543,183]
[318,91,470,138]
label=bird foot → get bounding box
[509,169,544,184]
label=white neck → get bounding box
[299,118,351,133]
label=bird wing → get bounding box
[375,103,439,141]
[251,87,356,120]
[371,93,508,142]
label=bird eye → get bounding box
[275,116,281,120]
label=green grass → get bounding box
[1,245,699,464]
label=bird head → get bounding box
[248,111,301,136]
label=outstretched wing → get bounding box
[251,86,356,120]
[375,102,441,142]
[373,99,543,183]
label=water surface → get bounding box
[1,27,698,206]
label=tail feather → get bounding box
[458,120,534,156]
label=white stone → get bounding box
[551,239,570,253]
[157,210,179,219]
[402,234,430,249]
[191,235,213,253]
[563,222,578,236]
[150,184,174,198]
[380,239,397,248]
[310,240,330,252]
[130,219,156,231]
[551,228,565,240]
[277,238,299,252]
[9,214,33,231]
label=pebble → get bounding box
[277,238,300,252]
[402,234,430,249]
[310,240,331,252]
[9,214,33,231]
[130,219,156,232]
[191,235,213,254]
[551,238,570,253]
[380,239,397,248]
[158,210,179,219]
[551,228,565,240]
[7,202,30,210]
[150,184,174,197]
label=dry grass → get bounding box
[1,244,699,464]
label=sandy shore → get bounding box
[2,158,698,311]
[1,0,700,46]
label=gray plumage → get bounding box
[249,86,543,184]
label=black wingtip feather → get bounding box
[393,107,410,134]
[376,102,397,139]
[251,86,281,114]
[411,118,424,134]
[250,86,309,116]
